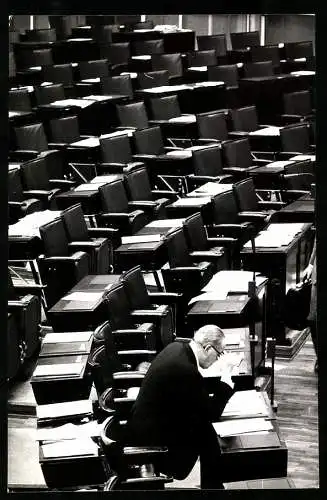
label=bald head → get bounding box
[193,325,225,348]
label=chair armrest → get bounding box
[257,201,286,209]
[88,227,121,247]
[151,190,179,201]
[128,201,156,210]
[8,201,24,207]
[228,131,249,138]
[148,291,183,305]
[190,249,224,259]
[9,150,39,160]
[41,251,87,263]
[210,223,253,237]
[68,241,98,250]
[49,179,76,189]
[8,300,26,309]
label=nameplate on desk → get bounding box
[213,417,273,437]
[122,234,161,244]
[33,363,83,378]
[50,99,93,108]
[37,399,92,421]
[63,291,104,303]
[43,331,93,344]
[41,437,98,459]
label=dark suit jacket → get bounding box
[125,340,234,479]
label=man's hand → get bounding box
[303,263,313,281]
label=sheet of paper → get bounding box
[222,391,269,417]
[73,183,100,191]
[168,115,196,123]
[51,99,93,108]
[188,66,208,71]
[199,352,243,378]
[289,154,315,162]
[249,126,281,136]
[122,234,161,244]
[36,421,100,442]
[70,137,100,147]
[290,70,315,76]
[202,271,266,294]
[213,418,273,437]
[33,363,83,377]
[131,55,152,60]
[9,211,61,237]
[37,400,92,420]
[188,290,229,306]
[194,81,224,87]
[63,291,104,302]
[80,77,101,83]
[42,437,98,458]
[191,183,233,196]
[173,197,211,206]
[146,218,185,228]
[265,160,294,168]
[43,332,93,344]
[165,150,192,158]
[90,175,119,183]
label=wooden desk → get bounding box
[240,222,313,352]
[248,159,312,189]
[271,197,315,223]
[136,218,186,236]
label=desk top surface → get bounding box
[241,222,312,254]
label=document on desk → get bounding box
[168,115,197,123]
[121,234,162,244]
[146,218,185,228]
[63,291,104,303]
[289,154,316,162]
[188,66,208,71]
[50,99,94,108]
[70,137,100,147]
[90,175,120,183]
[249,126,281,136]
[173,197,211,206]
[43,331,93,344]
[202,271,266,294]
[33,363,83,378]
[37,400,93,421]
[222,390,270,418]
[74,183,102,191]
[200,352,243,378]
[188,290,228,306]
[213,418,273,437]
[243,223,306,248]
[41,437,99,458]
[36,421,100,442]
[193,183,234,195]
[165,150,192,158]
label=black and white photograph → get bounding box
[6,12,318,491]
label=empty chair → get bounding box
[280,123,313,154]
[17,48,53,69]
[103,43,131,67]
[134,126,166,155]
[284,41,314,60]
[151,53,183,80]
[42,64,74,87]
[9,88,32,112]
[187,50,217,67]
[196,34,227,57]
[222,137,271,178]
[14,122,49,152]
[230,106,260,132]
[98,180,149,235]
[137,70,169,89]
[34,83,65,105]
[61,203,112,274]
[79,59,110,80]
[100,75,133,98]
[207,64,239,88]
[281,173,315,203]
[116,101,149,129]
[244,61,274,78]
[8,167,42,223]
[230,30,260,50]
[282,90,315,124]
[134,39,164,55]
[196,111,229,142]
[49,115,81,144]
[23,28,57,42]
[150,94,182,121]
[187,145,234,190]
[251,44,280,68]
[99,133,135,166]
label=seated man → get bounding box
[125,324,237,489]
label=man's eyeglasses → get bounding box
[208,344,224,358]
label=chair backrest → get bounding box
[223,138,252,169]
[244,61,274,78]
[280,123,311,153]
[120,266,151,309]
[192,145,224,176]
[137,70,169,89]
[79,59,110,79]
[8,168,24,201]
[100,75,133,98]
[165,228,192,268]
[100,134,133,163]
[251,44,280,67]
[39,217,69,257]
[42,64,74,86]
[212,190,239,224]
[150,95,181,120]
[151,53,183,79]
[50,115,80,143]
[117,101,149,129]
[207,64,238,88]
[230,30,260,50]
[9,89,32,112]
[196,34,227,57]
[91,25,113,43]
[231,106,259,132]
[284,40,314,60]
[24,28,57,42]
[187,50,217,67]
[283,173,315,191]
[183,213,208,251]
[134,126,165,155]
[15,123,48,152]
[20,156,50,191]
[233,178,258,212]
[106,43,131,65]
[21,48,53,68]
[196,111,229,140]
[104,283,134,330]
[61,203,89,242]
[134,39,164,55]
[283,90,312,116]
[99,180,129,213]
[34,83,65,105]
[124,166,152,202]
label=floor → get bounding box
[7,337,319,490]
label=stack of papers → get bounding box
[244,223,306,248]
[213,418,272,437]
[37,400,92,421]
[41,438,98,458]
[202,271,266,294]
[36,421,100,442]
[9,210,61,237]
[222,390,270,418]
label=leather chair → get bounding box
[149,95,196,139]
[243,61,274,78]
[8,167,43,223]
[101,43,130,73]
[182,213,230,271]
[8,274,41,375]
[19,154,75,209]
[280,123,315,156]
[34,83,66,106]
[42,63,75,87]
[284,40,314,61]
[14,122,49,155]
[16,48,53,70]
[100,75,134,99]
[97,180,149,235]
[38,217,90,307]
[187,144,234,191]
[23,28,57,42]
[120,266,178,350]
[281,90,315,125]
[208,64,239,89]
[116,101,149,129]
[196,34,227,58]
[251,44,281,69]
[230,30,260,50]
[196,110,230,143]
[150,94,184,121]
[281,173,315,203]
[137,70,169,89]
[134,39,164,56]
[151,53,183,81]
[187,49,217,67]
[98,133,145,174]
[79,59,110,80]
[230,105,262,132]
[9,88,33,112]
[161,228,214,298]
[222,137,272,179]
[61,203,114,274]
